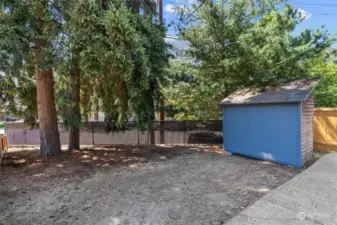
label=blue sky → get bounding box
[290,0,337,36]
[163,0,337,38]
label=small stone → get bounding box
[11,187,19,192]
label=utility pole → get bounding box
[157,0,163,22]
[158,0,165,144]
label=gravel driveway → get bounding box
[0,145,301,225]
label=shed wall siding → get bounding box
[223,103,302,167]
[301,94,314,163]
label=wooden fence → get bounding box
[314,108,337,152]
[5,113,337,152]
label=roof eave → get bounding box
[302,76,321,102]
[219,100,303,107]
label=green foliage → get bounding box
[69,0,169,129]
[1,0,168,131]
[0,0,61,128]
[167,0,335,119]
[309,58,337,107]
[164,60,213,120]
[0,63,38,128]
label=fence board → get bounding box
[314,108,337,152]
[5,121,223,146]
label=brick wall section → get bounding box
[302,94,314,163]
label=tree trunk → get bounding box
[144,0,155,16]
[157,0,163,22]
[36,69,61,156]
[127,0,140,13]
[35,4,61,156]
[68,54,81,151]
[94,104,99,121]
[159,99,165,144]
[150,123,155,144]
[128,0,156,144]
[157,0,165,144]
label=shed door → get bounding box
[223,103,301,167]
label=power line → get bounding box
[287,2,337,15]
[292,3,337,7]
[312,13,337,16]
[174,1,337,25]
[179,0,207,24]
[302,12,337,16]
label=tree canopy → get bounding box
[0,0,169,154]
[309,57,337,107]
[1,0,168,126]
[166,0,335,120]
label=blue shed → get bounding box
[220,77,321,167]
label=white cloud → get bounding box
[174,0,199,11]
[296,8,312,20]
[165,0,200,15]
[165,4,177,14]
[165,3,188,14]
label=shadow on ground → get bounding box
[0,145,223,178]
[0,145,305,225]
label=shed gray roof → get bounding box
[220,77,321,106]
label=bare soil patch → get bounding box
[0,145,302,225]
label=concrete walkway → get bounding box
[226,153,337,225]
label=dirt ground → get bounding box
[0,145,303,225]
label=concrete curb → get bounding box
[226,153,337,225]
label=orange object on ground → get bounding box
[0,134,8,164]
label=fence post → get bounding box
[149,122,155,144]
[4,120,7,135]
[160,119,165,144]
[183,121,186,144]
[91,122,95,146]
[137,128,139,146]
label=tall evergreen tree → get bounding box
[1,0,168,153]
[1,0,61,155]
[76,0,168,130]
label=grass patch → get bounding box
[313,150,329,160]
